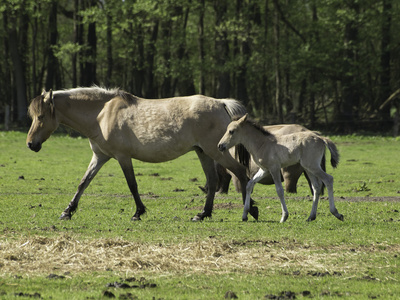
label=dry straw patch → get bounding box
[0,235,398,277]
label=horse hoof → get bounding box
[306,216,316,222]
[280,215,289,223]
[249,206,259,221]
[242,216,248,222]
[59,213,71,220]
[337,214,344,221]
[191,215,203,222]
[131,216,141,221]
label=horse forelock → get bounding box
[28,95,45,118]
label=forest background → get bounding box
[0,0,399,134]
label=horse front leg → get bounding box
[192,148,218,221]
[60,152,110,220]
[270,168,289,223]
[118,158,146,221]
[243,168,268,221]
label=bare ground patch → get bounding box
[1,235,399,279]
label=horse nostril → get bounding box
[218,144,225,152]
[27,142,33,149]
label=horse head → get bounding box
[26,89,58,152]
[218,113,248,152]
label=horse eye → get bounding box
[38,115,45,121]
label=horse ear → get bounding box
[238,113,248,124]
[41,89,47,96]
[43,89,54,104]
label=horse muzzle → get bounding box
[27,142,42,152]
[218,143,227,152]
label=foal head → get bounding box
[218,114,272,152]
[218,114,249,152]
[26,89,58,152]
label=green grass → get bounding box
[1,131,400,299]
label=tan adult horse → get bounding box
[218,114,344,223]
[26,87,259,221]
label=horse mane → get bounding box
[54,86,137,103]
[231,115,272,136]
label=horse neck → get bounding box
[240,124,270,155]
[54,94,106,138]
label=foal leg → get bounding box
[307,167,343,221]
[304,172,322,221]
[60,151,110,220]
[243,168,268,221]
[192,148,218,221]
[270,167,289,223]
[321,172,344,221]
[118,157,146,221]
[216,154,259,220]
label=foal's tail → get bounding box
[322,137,340,168]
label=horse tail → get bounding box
[220,99,250,169]
[322,137,340,168]
[220,98,247,118]
[235,144,251,168]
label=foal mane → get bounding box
[231,115,272,136]
[231,115,272,169]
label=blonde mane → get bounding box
[53,86,136,102]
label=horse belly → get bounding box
[112,130,196,163]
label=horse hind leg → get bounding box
[304,172,322,222]
[307,167,343,221]
[323,173,344,221]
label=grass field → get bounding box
[0,131,399,299]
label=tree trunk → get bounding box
[8,13,27,123]
[379,0,392,120]
[72,0,79,87]
[144,21,159,98]
[214,0,231,99]
[160,19,172,98]
[338,1,359,132]
[198,0,205,95]
[105,7,113,87]
[274,8,283,123]
[45,0,60,90]
[2,11,12,127]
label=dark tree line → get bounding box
[1,0,399,134]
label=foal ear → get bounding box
[41,88,47,96]
[43,89,54,104]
